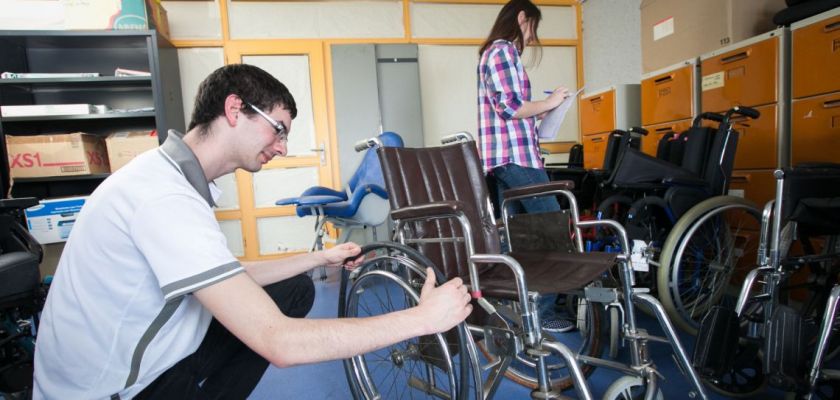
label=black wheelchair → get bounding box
[337,133,709,399]
[582,107,765,336]
[692,164,840,398]
[0,197,45,399]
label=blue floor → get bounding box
[248,270,792,399]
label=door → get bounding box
[219,41,335,260]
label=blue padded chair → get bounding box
[275,132,404,280]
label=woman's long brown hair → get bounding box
[478,0,542,56]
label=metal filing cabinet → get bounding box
[791,7,840,165]
[700,28,791,209]
[579,85,640,169]
[640,59,700,156]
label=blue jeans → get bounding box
[491,164,564,322]
[491,163,561,216]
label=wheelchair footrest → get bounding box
[764,304,807,390]
[693,305,740,378]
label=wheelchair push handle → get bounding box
[628,126,649,136]
[725,105,760,121]
[693,112,724,127]
[354,137,382,152]
[440,131,474,144]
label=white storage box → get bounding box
[24,196,88,244]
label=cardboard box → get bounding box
[6,133,110,179]
[640,0,786,73]
[0,0,169,37]
[24,196,87,244]
[105,130,159,172]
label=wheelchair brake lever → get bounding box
[476,297,497,315]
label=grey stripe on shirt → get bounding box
[160,261,243,300]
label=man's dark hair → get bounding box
[188,64,298,134]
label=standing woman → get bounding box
[477,0,568,215]
[478,0,573,333]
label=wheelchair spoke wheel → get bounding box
[658,196,761,335]
[346,270,465,400]
[602,376,663,400]
[476,295,602,391]
[339,243,474,400]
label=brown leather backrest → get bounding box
[378,142,501,282]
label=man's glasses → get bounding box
[246,102,288,142]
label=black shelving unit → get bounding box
[0,30,184,199]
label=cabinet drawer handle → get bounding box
[655,127,674,134]
[731,174,751,183]
[824,99,840,109]
[588,96,603,104]
[654,74,674,85]
[590,137,604,143]
[721,51,749,64]
[825,20,840,33]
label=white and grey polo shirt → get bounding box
[34,131,244,399]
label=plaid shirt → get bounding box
[477,39,543,173]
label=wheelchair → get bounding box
[692,164,840,398]
[276,131,403,280]
[590,107,763,335]
[338,133,709,399]
[0,197,45,398]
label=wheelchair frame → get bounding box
[341,133,709,400]
[695,167,840,398]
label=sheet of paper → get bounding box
[538,87,585,140]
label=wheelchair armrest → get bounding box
[0,197,39,211]
[276,194,345,206]
[662,176,706,188]
[390,200,466,221]
[358,184,389,199]
[501,180,574,200]
[296,195,346,207]
[301,186,348,200]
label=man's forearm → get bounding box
[242,252,325,286]
[265,308,430,368]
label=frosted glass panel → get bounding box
[527,47,579,142]
[177,48,225,127]
[253,167,320,208]
[162,1,223,39]
[214,173,239,210]
[418,45,578,145]
[411,3,499,39]
[418,45,479,146]
[219,219,244,257]
[541,6,577,40]
[242,55,316,156]
[228,1,403,39]
[411,4,575,40]
[257,216,317,255]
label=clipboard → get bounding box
[538,87,585,140]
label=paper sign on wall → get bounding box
[653,17,674,41]
[702,72,725,91]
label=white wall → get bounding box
[581,0,642,91]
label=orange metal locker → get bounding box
[792,8,840,99]
[640,119,692,157]
[701,30,782,112]
[579,85,641,136]
[582,132,610,170]
[580,90,616,135]
[641,60,698,126]
[729,169,776,231]
[791,91,840,165]
[731,104,778,170]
